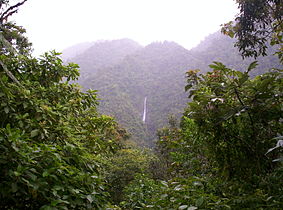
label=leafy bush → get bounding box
[184,63,282,179]
[104,147,158,203]
[0,51,125,209]
[122,172,283,209]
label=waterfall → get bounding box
[142,97,147,123]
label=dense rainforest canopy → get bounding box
[0,0,282,209]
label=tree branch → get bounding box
[0,59,24,89]
[234,87,255,131]
[0,0,27,22]
[0,32,17,54]
[2,10,18,22]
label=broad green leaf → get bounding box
[160,180,168,187]
[14,171,21,177]
[86,195,93,203]
[4,107,9,114]
[247,61,258,72]
[195,197,204,207]
[179,205,188,209]
[31,129,39,137]
[209,62,226,70]
[42,171,49,177]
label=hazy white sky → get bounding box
[12,0,239,55]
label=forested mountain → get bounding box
[63,41,200,145]
[63,31,280,146]
[63,31,281,146]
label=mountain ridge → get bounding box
[62,31,281,146]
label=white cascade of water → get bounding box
[142,97,147,123]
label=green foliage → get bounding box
[122,172,283,209]
[0,126,110,209]
[157,117,211,178]
[146,61,283,209]
[122,174,231,209]
[184,63,282,179]
[0,50,127,209]
[121,174,163,209]
[221,0,283,60]
[104,148,157,204]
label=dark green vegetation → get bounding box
[1,0,283,209]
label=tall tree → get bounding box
[222,0,283,60]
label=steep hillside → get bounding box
[191,31,280,76]
[63,32,280,146]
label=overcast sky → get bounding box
[12,0,239,55]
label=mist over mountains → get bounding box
[62,31,280,146]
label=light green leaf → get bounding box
[179,205,188,209]
[31,129,39,137]
[4,107,9,114]
[160,180,168,187]
[196,197,204,207]
[174,184,183,191]
[43,171,49,177]
[14,171,21,177]
[86,195,93,203]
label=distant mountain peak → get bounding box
[90,38,142,48]
[62,38,143,77]
[145,40,185,50]
[62,38,142,61]
[61,42,95,60]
